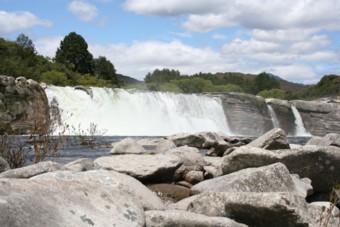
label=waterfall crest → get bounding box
[45,86,231,136]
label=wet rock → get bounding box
[219,145,340,193]
[94,154,182,183]
[145,210,247,227]
[110,138,146,154]
[147,183,192,202]
[0,178,144,227]
[0,161,61,178]
[32,169,164,211]
[247,128,290,150]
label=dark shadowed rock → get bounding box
[188,192,310,227]
[147,183,192,202]
[145,210,247,227]
[219,145,340,193]
[0,178,145,227]
[247,128,290,150]
[306,133,340,147]
[0,161,61,178]
[62,158,99,171]
[94,154,182,183]
[32,169,164,211]
[110,138,146,154]
[0,156,9,173]
[193,163,312,198]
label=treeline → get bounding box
[0,32,119,87]
[143,68,339,100]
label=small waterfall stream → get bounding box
[267,104,280,128]
[291,105,310,136]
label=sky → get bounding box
[1,0,340,84]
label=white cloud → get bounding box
[34,36,63,57]
[269,65,319,84]
[0,11,52,34]
[68,0,98,22]
[212,33,226,40]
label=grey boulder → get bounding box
[62,158,99,171]
[0,161,61,178]
[247,128,290,150]
[110,137,146,154]
[94,154,182,183]
[0,156,9,173]
[306,133,340,147]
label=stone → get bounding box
[147,183,192,202]
[110,138,146,154]
[203,166,220,179]
[32,169,164,211]
[199,132,230,155]
[0,161,61,178]
[247,128,290,150]
[306,133,340,147]
[166,195,199,211]
[184,170,204,185]
[188,192,310,226]
[308,202,340,226]
[62,158,98,171]
[94,154,182,183]
[137,138,160,150]
[166,132,205,148]
[0,178,145,227]
[155,138,177,153]
[203,156,222,168]
[193,163,312,198]
[219,145,340,193]
[0,156,9,173]
[166,145,205,167]
[145,210,247,227]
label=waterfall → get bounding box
[291,105,310,136]
[267,104,280,128]
[45,86,231,136]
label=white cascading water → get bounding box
[291,105,310,136]
[267,104,280,128]
[45,86,231,136]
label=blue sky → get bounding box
[1,0,340,84]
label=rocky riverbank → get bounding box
[1,128,340,226]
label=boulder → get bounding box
[0,161,61,178]
[166,145,205,167]
[110,138,146,154]
[306,133,340,147]
[166,195,199,211]
[137,138,160,150]
[0,178,144,227]
[247,128,290,150]
[147,183,192,202]
[94,154,182,183]
[145,210,246,227]
[219,145,340,193]
[32,169,164,211]
[155,138,177,153]
[192,163,312,198]
[184,170,204,185]
[0,156,9,173]
[62,158,99,171]
[188,192,310,226]
[166,133,205,148]
[200,132,230,155]
[308,202,340,226]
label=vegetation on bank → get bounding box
[0,33,339,100]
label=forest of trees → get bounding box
[0,32,119,87]
[0,32,339,100]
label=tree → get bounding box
[55,32,94,74]
[144,68,181,84]
[94,56,118,85]
[16,33,36,57]
[254,72,280,93]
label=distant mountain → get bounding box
[116,74,141,85]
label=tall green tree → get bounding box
[254,72,280,93]
[55,32,94,74]
[94,56,118,85]
[16,33,36,57]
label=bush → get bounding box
[257,88,287,99]
[41,70,69,86]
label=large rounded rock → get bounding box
[188,192,310,226]
[0,156,9,173]
[0,178,145,227]
[0,161,61,178]
[306,133,340,147]
[219,145,340,193]
[155,138,177,153]
[110,138,146,154]
[247,128,290,150]
[166,145,205,167]
[94,154,182,183]
[145,210,246,227]
[62,158,98,171]
[166,133,205,148]
[32,169,164,210]
[193,162,312,198]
